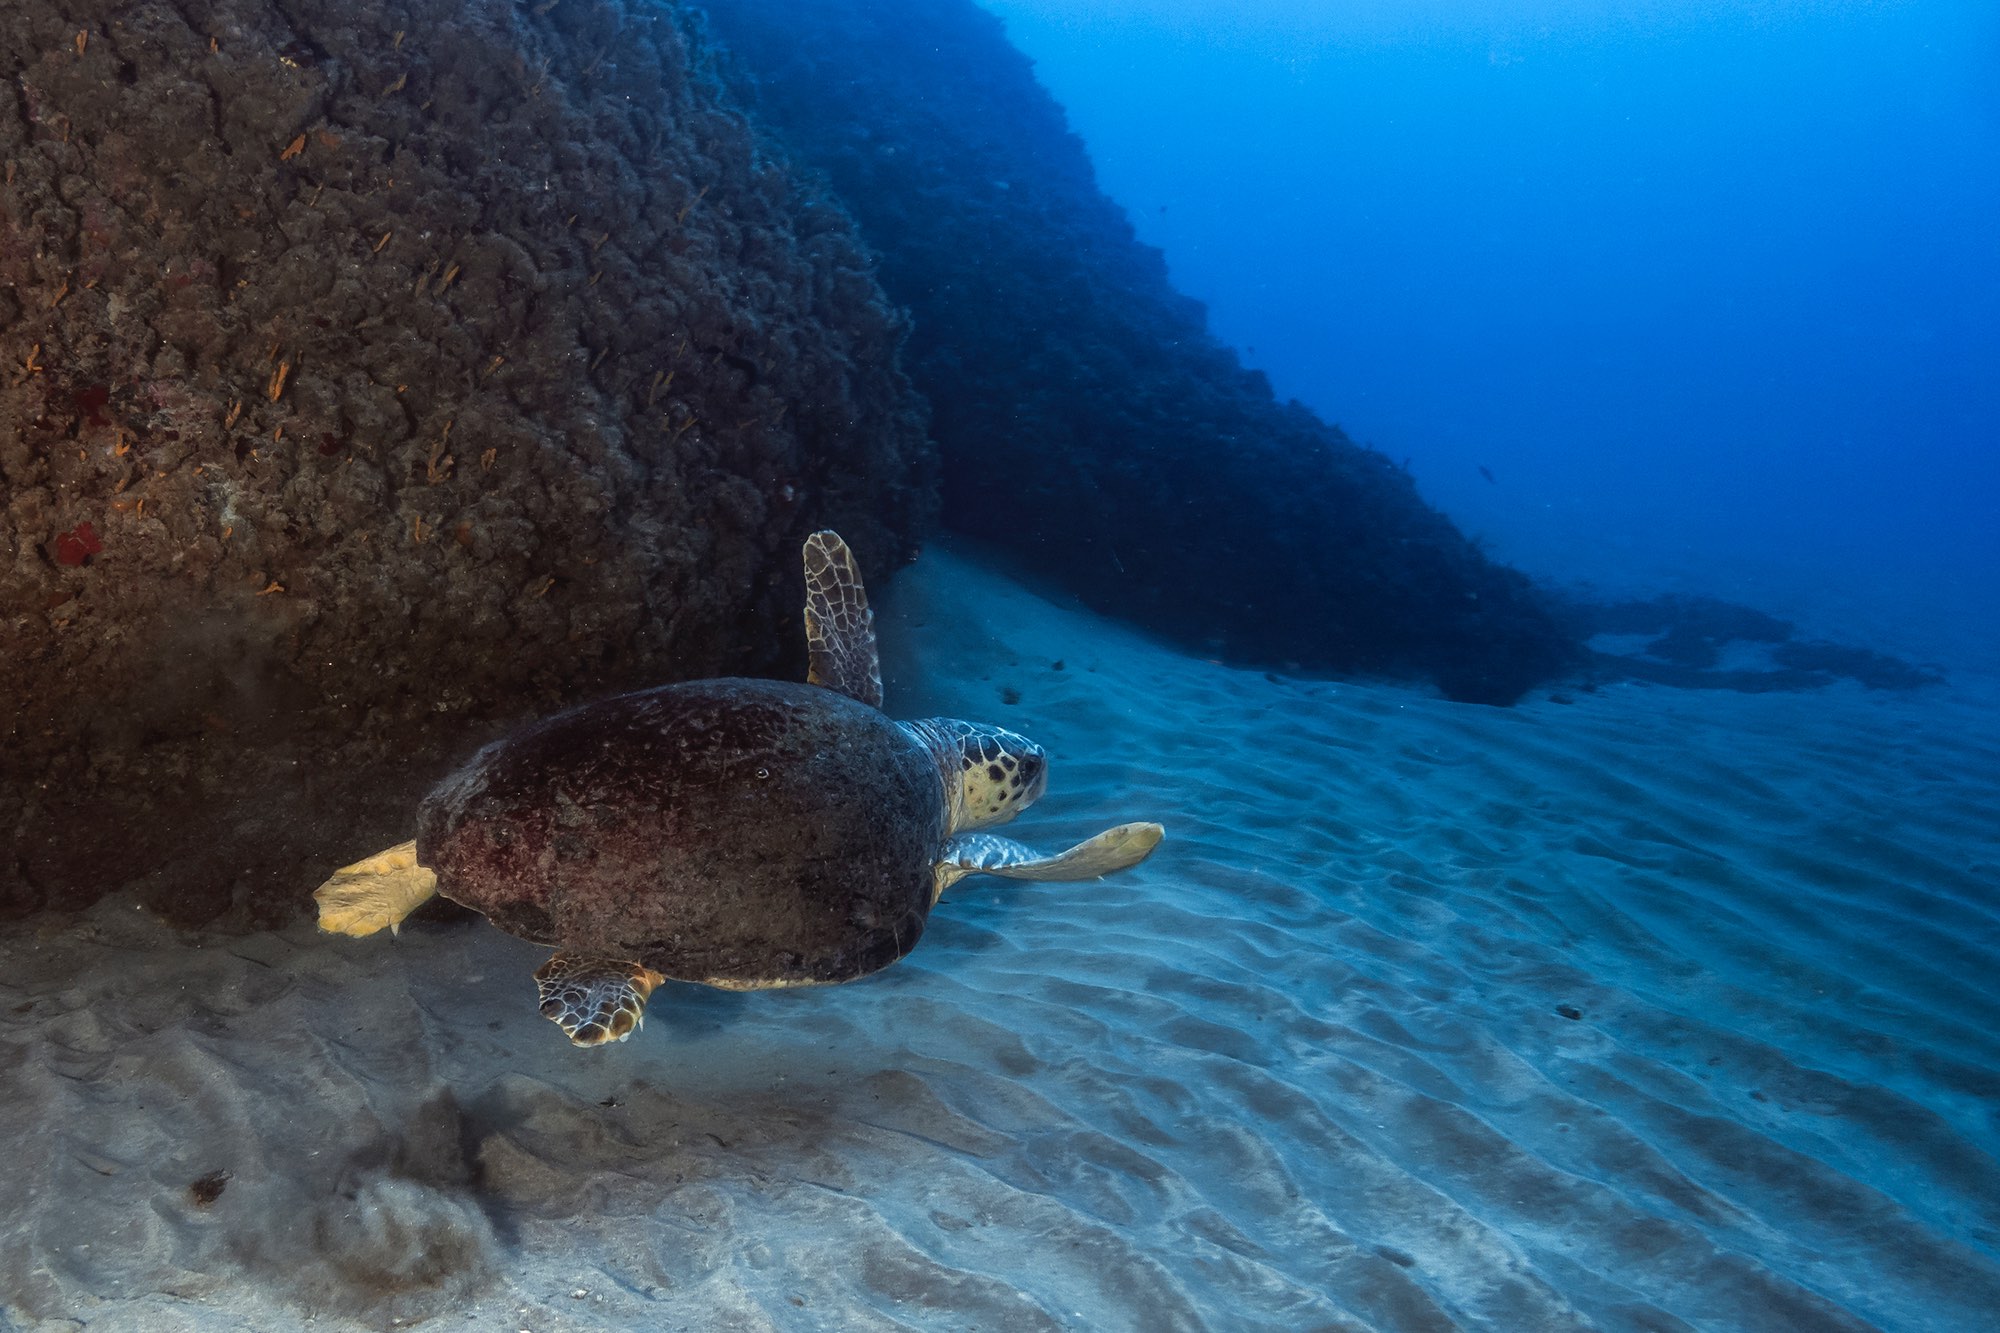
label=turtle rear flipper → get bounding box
[314,841,439,937]
[803,530,883,708]
[534,953,668,1047]
[933,822,1163,901]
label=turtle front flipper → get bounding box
[313,840,439,937]
[802,530,883,708]
[933,821,1164,902]
[533,953,668,1047]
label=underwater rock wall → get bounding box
[0,0,934,921]
[694,0,1576,706]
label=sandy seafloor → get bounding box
[3,547,1998,1333]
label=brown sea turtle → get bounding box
[313,531,1162,1046]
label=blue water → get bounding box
[979,0,2000,667]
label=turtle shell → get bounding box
[415,678,947,986]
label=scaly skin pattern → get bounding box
[899,717,1049,832]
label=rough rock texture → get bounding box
[696,0,1576,705]
[0,0,934,922]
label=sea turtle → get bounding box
[313,531,1162,1046]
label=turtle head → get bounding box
[902,718,1049,832]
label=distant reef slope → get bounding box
[0,0,933,921]
[695,0,1576,705]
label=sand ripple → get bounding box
[2,548,1996,1331]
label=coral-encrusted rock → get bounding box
[0,0,934,922]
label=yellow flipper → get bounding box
[313,840,439,938]
[933,821,1164,902]
[534,953,667,1046]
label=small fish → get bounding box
[1478,464,1496,484]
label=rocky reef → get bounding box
[1559,594,1947,693]
[694,0,1577,706]
[0,0,933,921]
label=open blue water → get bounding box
[980,0,2000,668]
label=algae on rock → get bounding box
[0,0,934,922]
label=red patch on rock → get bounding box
[73,384,112,428]
[54,522,104,566]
